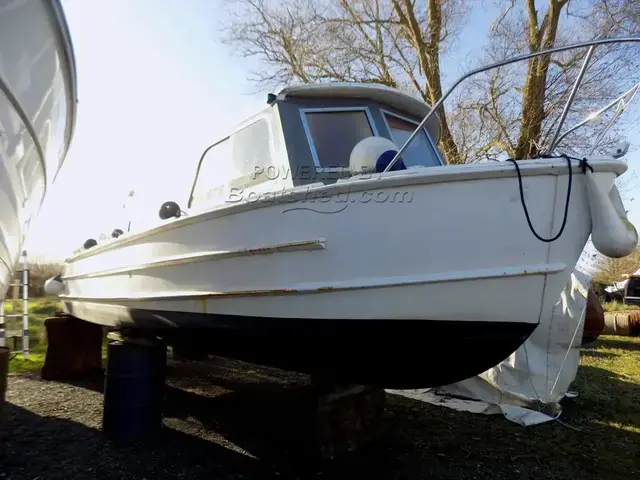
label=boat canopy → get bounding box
[276,83,442,143]
[188,82,447,209]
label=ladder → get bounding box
[0,250,29,359]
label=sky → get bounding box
[25,0,267,261]
[24,0,640,263]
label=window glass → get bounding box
[304,110,374,168]
[191,119,273,206]
[232,119,272,175]
[384,113,441,168]
[627,279,640,297]
[191,138,234,205]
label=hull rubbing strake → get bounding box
[62,238,326,280]
[60,262,566,302]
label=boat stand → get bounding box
[40,313,104,380]
[41,319,386,461]
[306,378,386,461]
[101,332,167,442]
[99,336,386,461]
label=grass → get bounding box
[6,349,48,373]
[602,300,640,312]
[576,336,640,432]
[382,334,640,478]
[4,296,61,374]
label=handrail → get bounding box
[545,45,595,153]
[551,81,640,149]
[383,36,640,171]
[587,82,640,157]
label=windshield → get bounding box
[383,112,443,168]
[302,108,376,169]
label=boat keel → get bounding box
[63,302,537,389]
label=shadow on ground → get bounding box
[2,353,639,479]
[177,360,640,480]
[0,402,265,480]
[578,349,616,359]
[585,336,640,352]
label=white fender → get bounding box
[44,275,64,296]
[349,136,400,174]
[585,170,638,258]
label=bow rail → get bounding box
[384,37,640,171]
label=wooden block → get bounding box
[582,289,605,345]
[278,383,385,463]
[313,385,385,460]
[41,315,104,380]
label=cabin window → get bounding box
[191,119,273,206]
[383,112,442,168]
[232,118,272,175]
[301,108,377,169]
[627,279,640,298]
[191,137,233,205]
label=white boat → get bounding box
[50,38,639,388]
[0,0,77,300]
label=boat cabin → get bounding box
[624,274,640,305]
[188,83,445,209]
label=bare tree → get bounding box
[580,0,640,36]
[591,247,640,286]
[220,0,640,164]
[28,260,64,297]
[448,0,640,164]
[221,0,468,163]
[515,0,568,158]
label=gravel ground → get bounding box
[0,357,384,480]
[1,352,639,480]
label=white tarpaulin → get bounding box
[604,267,640,294]
[388,269,592,426]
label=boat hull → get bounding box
[64,301,536,388]
[0,0,75,299]
[58,157,626,387]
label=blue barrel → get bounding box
[1,347,9,426]
[102,338,166,441]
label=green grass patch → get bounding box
[7,345,48,374]
[5,297,61,374]
[602,300,640,312]
[5,296,110,375]
[3,296,60,318]
[384,335,640,479]
[577,335,640,432]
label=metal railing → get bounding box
[550,81,640,153]
[0,250,30,359]
[383,37,640,171]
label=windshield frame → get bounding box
[380,108,446,167]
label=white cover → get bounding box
[605,279,627,294]
[387,268,591,426]
[604,266,640,294]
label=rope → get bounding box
[506,154,593,243]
